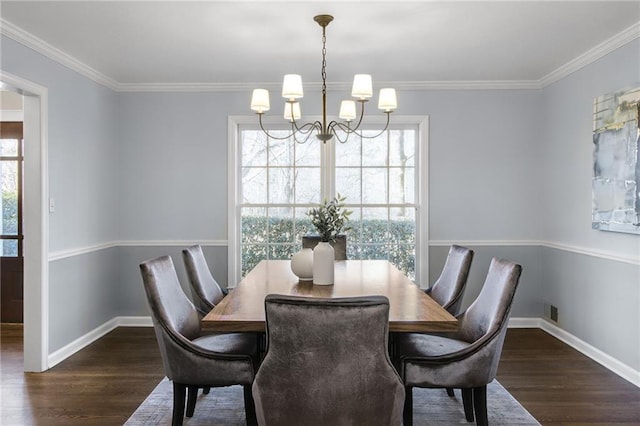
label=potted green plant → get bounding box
[303,194,352,285]
[306,193,352,244]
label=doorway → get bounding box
[1,116,24,323]
[1,72,49,372]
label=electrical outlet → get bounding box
[550,305,558,322]
[49,197,55,213]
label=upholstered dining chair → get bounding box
[396,257,522,426]
[182,245,226,317]
[252,295,405,426]
[427,245,474,316]
[139,255,258,426]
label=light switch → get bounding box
[49,197,55,213]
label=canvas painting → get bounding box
[592,86,640,234]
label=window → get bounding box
[228,116,428,286]
[0,122,23,257]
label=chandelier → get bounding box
[250,14,397,144]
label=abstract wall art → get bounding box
[592,86,640,235]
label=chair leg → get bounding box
[446,387,455,397]
[203,386,211,395]
[462,388,474,422]
[172,383,186,426]
[186,385,198,417]
[243,384,258,426]
[473,385,488,426]
[403,386,413,426]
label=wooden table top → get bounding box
[202,259,457,333]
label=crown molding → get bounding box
[116,82,264,92]
[0,18,119,91]
[2,17,638,93]
[539,21,640,88]
[117,79,542,92]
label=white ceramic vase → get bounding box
[290,248,314,281]
[313,242,334,285]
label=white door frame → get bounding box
[1,70,49,372]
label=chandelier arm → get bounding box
[257,113,297,140]
[349,100,367,133]
[329,121,352,144]
[292,129,319,145]
[339,111,392,139]
[290,118,319,135]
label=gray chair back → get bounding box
[182,245,225,316]
[428,245,474,315]
[252,295,404,426]
[139,256,202,380]
[140,256,257,424]
[453,257,522,382]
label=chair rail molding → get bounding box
[48,240,228,261]
[47,239,639,264]
[429,240,640,266]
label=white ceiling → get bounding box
[1,1,639,88]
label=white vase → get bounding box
[291,248,314,281]
[313,242,334,285]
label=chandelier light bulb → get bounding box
[284,102,302,122]
[351,74,373,100]
[339,100,357,122]
[251,89,270,113]
[378,88,397,112]
[282,74,304,100]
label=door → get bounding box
[1,121,24,323]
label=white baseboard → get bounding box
[537,318,640,388]
[117,316,153,327]
[508,317,542,328]
[47,316,152,368]
[48,317,120,368]
[508,317,639,387]
[47,315,639,388]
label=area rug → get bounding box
[126,377,540,425]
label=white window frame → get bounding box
[228,115,429,288]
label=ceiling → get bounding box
[1,1,639,89]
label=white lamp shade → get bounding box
[339,100,357,121]
[282,74,304,100]
[251,89,270,113]
[378,88,397,112]
[284,102,302,121]
[351,74,373,99]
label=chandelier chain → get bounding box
[321,26,327,97]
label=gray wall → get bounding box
[539,39,640,371]
[117,244,228,317]
[541,248,639,370]
[1,36,120,251]
[49,248,119,351]
[2,32,638,373]
[1,35,122,352]
[116,88,544,317]
[429,245,542,318]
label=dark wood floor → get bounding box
[1,325,638,425]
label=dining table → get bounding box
[202,259,457,333]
